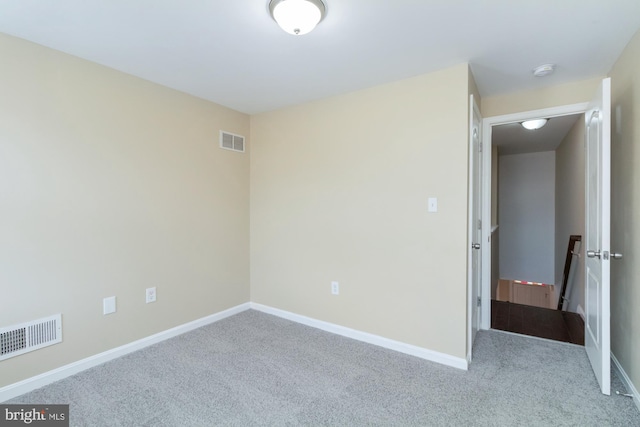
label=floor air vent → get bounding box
[220,131,245,152]
[0,314,62,361]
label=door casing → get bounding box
[478,102,589,331]
[467,94,482,363]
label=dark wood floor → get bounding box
[491,300,585,345]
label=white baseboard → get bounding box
[0,303,251,403]
[1,301,469,402]
[576,304,585,320]
[611,352,640,412]
[250,303,468,371]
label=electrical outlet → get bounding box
[146,287,157,303]
[331,281,339,295]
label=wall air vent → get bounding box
[0,314,62,361]
[220,131,245,153]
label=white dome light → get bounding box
[269,0,326,35]
[533,64,556,77]
[521,119,548,130]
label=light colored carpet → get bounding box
[8,310,639,426]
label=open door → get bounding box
[468,94,483,361]
[584,78,611,395]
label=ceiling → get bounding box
[0,1,639,115]
[492,114,582,156]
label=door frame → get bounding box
[478,102,589,330]
[467,94,482,363]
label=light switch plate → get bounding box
[103,296,116,315]
[428,197,438,212]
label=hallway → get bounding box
[491,300,584,345]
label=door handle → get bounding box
[472,243,481,250]
[587,250,601,259]
[611,253,623,260]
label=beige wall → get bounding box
[554,118,585,312]
[250,64,471,358]
[482,78,602,118]
[0,34,250,387]
[609,28,640,399]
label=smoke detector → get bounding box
[533,64,556,77]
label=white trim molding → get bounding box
[251,303,469,371]
[1,301,470,403]
[0,303,251,403]
[611,352,640,412]
[480,102,590,330]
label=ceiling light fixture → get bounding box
[532,64,556,77]
[269,0,326,35]
[521,119,548,130]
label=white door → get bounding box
[584,78,611,395]
[468,94,483,360]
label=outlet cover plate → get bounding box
[331,281,339,295]
[146,287,157,303]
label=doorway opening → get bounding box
[481,106,588,345]
[475,80,613,395]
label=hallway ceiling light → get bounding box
[269,0,326,35]
[533,64,556,77]
[521,119,548,130]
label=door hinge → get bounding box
[477,297,482,307]
[477,219,482,230]
[479,142,483,153]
